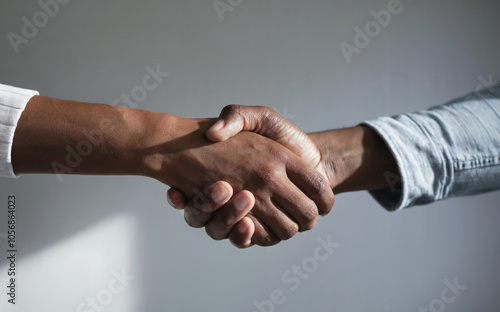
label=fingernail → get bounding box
[237,221,247,234]
[210,184,228,203]
[234,194,248,210]
[167,195,176,208]
[210,119,224,131]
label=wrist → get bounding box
[130,111,181,181]
[86,106,171,178]
[119,109,171,178]
[309,126,399,193]
[309,127,363,192]
[137,113,216,185]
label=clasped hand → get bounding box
[160,105,335,248]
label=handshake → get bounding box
[156,105,397,248]
[9,84,498,250]
[11,94,398,249]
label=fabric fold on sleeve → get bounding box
[361,83,500,211]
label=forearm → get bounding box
[11,95,177,178]
[309,126,399,194]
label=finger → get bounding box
[229,217,255,249]
[184,209,211,228]
[247,214,282,247]
[248,196,299,243]
[167,188,187,210]
[206,105,267,142]
[191,181,234,213]
[244,156,323,234]
[205,191,255,240]
[272,187,319,232]
[285,156,335,216]
[183,181,234,228]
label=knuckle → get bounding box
[277,223,299,241]
[223,104,238,112]
[309,173,329,196]
[222,104,241,117]
[299,203,319,231]
[306,173,335,215]
[272,148,289,163]
[269,147,293,168]
[258,167,282,186]
[260,106,277,119]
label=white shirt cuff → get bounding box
[0,83,39,178]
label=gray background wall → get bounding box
[1,0,500,311]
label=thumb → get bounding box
[206,105,263,142]
[206,105,322,171]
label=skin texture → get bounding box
[168,105,400,248]
[11,97,335,247]
[12,96,151,176]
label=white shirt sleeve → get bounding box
[0,83,39,178]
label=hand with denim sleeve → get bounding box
[167,105,399,248]
[170,84,500,247]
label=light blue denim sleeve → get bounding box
[361,83,500,211]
